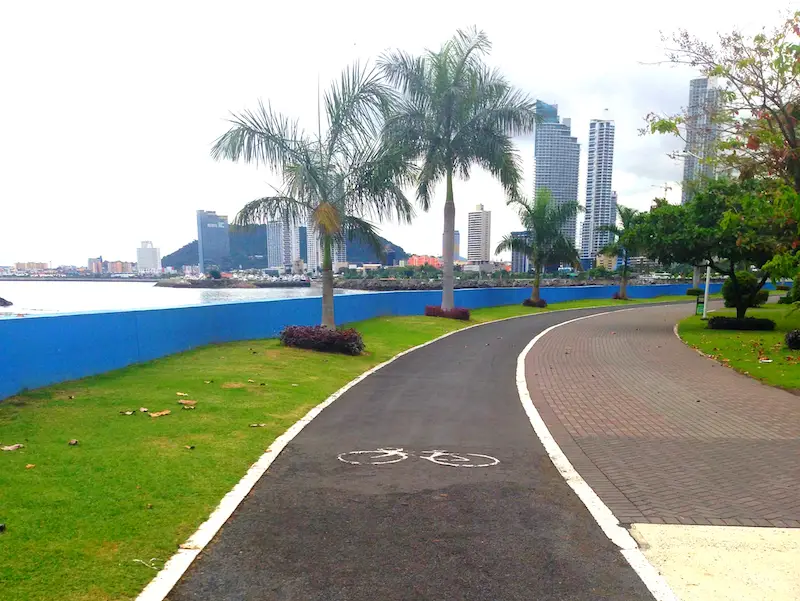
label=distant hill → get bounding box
[162,226,409,269]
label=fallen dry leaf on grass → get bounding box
[140,407,148,413]
[247,379,255,383]
[249,423,267,428]
[182,406,195,410]
[119,410,136,416]
[204,380,212,384]
[185,445,195,450]
[68,439,79,446]
[176,392,189,397]
[150,410,171,418]
[1,444,23,451]
[25,464,35,469]
[177,399,196,406]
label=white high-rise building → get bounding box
[467,204,491,262]
[533,101,581,245]
[305,223,346,272]
[266,220,303,269]
[580,119,616,263]
[682,77,721,204]
[136,241,161,273]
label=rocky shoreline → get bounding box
[0,297,11,307]
[332,278,644,291]
[154,279,310,289]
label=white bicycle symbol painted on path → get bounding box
[337,447,500,468]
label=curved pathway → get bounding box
[169,307,657,601]
[526,303,800,528]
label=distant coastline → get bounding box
[154,279,311,289]
[0,277,161,283]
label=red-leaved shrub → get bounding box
[522,298,547,308]
[280,326,365,355]
[424,305,470,320]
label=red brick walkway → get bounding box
[525,304,800,527]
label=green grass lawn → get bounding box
[678,303,800,390]
[0,293,698,601]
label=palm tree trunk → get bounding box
[321,234,335,329]
[531,261,541,302]
[441,167,456,311]
[620,254,629,299]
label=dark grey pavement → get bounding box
[170,308,656,601]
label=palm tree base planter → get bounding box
[424,305,471,321]
[611,293,631,301]
[522,298,547,308]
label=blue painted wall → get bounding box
[0,283,722,401]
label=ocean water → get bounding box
[0,280,361,317]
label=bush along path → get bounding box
[1,295,697,601]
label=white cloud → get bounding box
[0,0,793,265]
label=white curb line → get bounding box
[516,310,679,601]
[136,301,688,601]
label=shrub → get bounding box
[778,295,794,305]
[722,271,763,309]
[279,326,365,355]
[754,289,769,307]
[424,305,470,320]
[707,316,776,331]
[686,287,703,296]
[786,330,800,350]
[208,269,222,280]
[775,284,791,291]
[612,292,629,300]
[522,298,547,308]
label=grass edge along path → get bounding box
[677,303,800,392]
[1,294,702,601]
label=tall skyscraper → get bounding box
[580,119,616,263]
[136,241,161,273]
[266,221,283,268]
[196,210,230,270]
[443,230,461,260]
[510,231,531,273]
[467,204,491,262]
[533,101,581,245]
[682,77,721,204]
[266,220,303,269]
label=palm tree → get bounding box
[599,205,640,300]
[211,64,414,329]
[380,28,538,310]
[496,190,581,302]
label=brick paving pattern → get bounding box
[525,305,800,527]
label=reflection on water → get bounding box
[0,281,363,317]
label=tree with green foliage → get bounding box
[211,64,414,329]
[208,269,222,280]
[645,12,800,275]
[632,178,795,318]
[495,190,581,303]
[598,205,641,300]
[380,28,538,310]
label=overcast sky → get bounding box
[1,1,795,266]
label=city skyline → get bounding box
[2,3,776,267]
[467,205,492,262]
[681,77,721,204]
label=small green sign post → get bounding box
[695,296,705,316]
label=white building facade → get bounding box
[467,204,491,262]
[580,119,616,263]
[682,77,721,204]
[136,241,161,273]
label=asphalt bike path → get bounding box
[170,306,658,601]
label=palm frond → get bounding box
[234,196,309,227]
[495,234,533,256]
[312,201,341,237]
[211,101,307,170]
[341,215,385,260]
